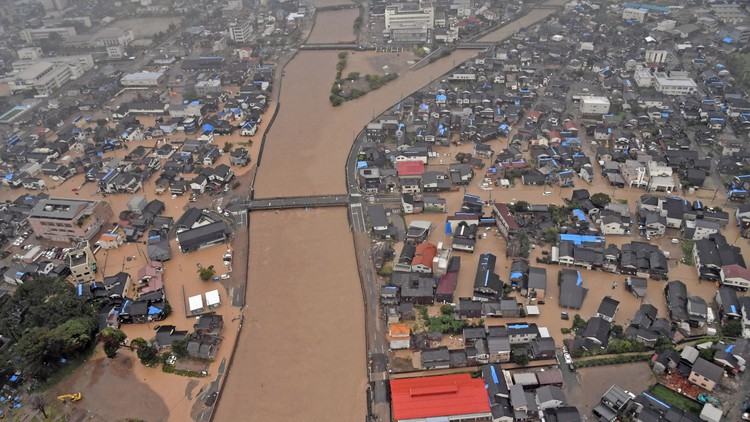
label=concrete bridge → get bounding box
[456,42,496,49]
[299,44,370,51]
[246,195,351,211]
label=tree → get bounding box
[543,228,560,245]
[440,304,453,315]
[346,72,360,81]
[0,277,98,380]
[699,347,716,361]
[722,319,742,337]
[99,327,127,358]
[611,324,624,337]
[222,142,234,153]
[572,314,587,330]
[198,267,216,281]
[512,351,530,366]
[590,193,611,208]
[171,337,189,359]
[29,394,48,419]
[136,341,159,366]
[96,118,108,127]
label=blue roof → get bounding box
[508,324,529,329]
[490,365,499,384]
[723,37,733,44]
[572,209,586,221]
[357,161,368,169]
[559,234,605,245]
[203,123,214,132]
[726,345,734,353]
[510,272,523,279]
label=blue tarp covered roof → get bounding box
[559,234,605,245]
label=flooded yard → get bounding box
[563,362,656,415]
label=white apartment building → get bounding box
[228,20,253,43]
[622,8,647,23]
[107,45,125,59]
[634,66,653,87]
[580,96,611,115]
[21,26,77,43]
[385,1,434,31]
[17,47,43,61]
[653,72,698,95]
[8,54,93,96]
[9,62,72,96]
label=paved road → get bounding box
[247,194,349,210]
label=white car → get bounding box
[543,191,552,196]
[671,238,680,244]
[563,353,573,364]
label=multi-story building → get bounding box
[622,8,647,22]
[8,55,93,96]
[17,47,43,60]
[68,240,97,283]
[107,45,125,59]
[21,26,77,44]
[580,96,611,115]
[228,20,253,43]
[28,198,114,243]
[120,70,166,87]
[195,79,222,96]
[653,71,698,96]
[93,28,135,46]
[385,1,434,42]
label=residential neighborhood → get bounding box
[2,0,750,421]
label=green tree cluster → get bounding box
[426,315,467,334]
[0,277,99,380]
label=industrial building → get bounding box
[390,374,492,421]
[28,198,114,243]
[121,71,166,87]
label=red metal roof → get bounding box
[390,374,491,421]
[397,161,425,176]
[436,272,458,296]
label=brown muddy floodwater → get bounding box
[253,49,477,198]
[307,9,359,44]
[215,208,368,421]
[218,3,619,420]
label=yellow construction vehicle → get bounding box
[57,392,82,402]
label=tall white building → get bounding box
[228,20,253,43]
[580,96,611,115]
[385,0,434,42]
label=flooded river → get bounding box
[217,3,605,421]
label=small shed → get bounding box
[205,290,221,308]
[98,233,123,249]
[188,295,204,315]
[128,195,148,214]
[699,403,722,422]
[526,305,540,316]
